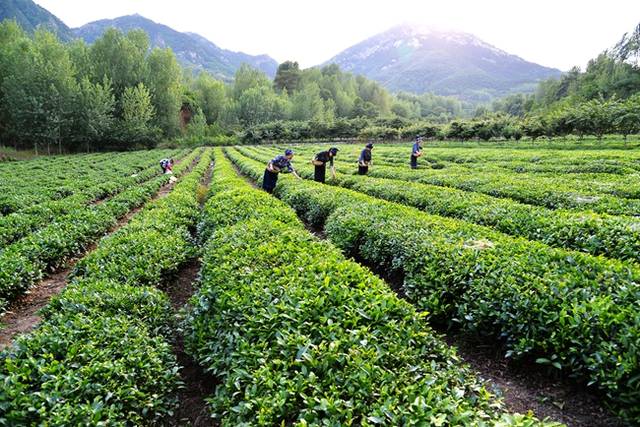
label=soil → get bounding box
[163,160,218,427]
[0,154,196,350]
[298,217,626,426]
[162,259,217,427]
[443,334,627,427]
[0,268,69,350]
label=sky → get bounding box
[35,0,640,71]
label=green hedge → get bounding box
[0,149,185,248]
[0,149,200,312]
[0,149,213,425]
[226,147,640,423]
[184,150,555,426]
[237,147,640,264]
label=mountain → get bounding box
[73,14,278,80]
[0,1,278,80]
[323,24,562,102]
[0,0,74,40]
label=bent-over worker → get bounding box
[160,158,170,173]
[262,149,301,194]
[358,142,373,175]
[410,136,423,169]
[311,147,339,183]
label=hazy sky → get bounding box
[35,0,640,71]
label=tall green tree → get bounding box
[192,72,227,124]
[117,83,158,148]
[145,47,182,137]
[236,86,288,126]
[2,29,77,152]
[90,28,149,100]
[290,83,326,121]
[274,61,301,94]
[70,77,115,151]
[233,64,271,100]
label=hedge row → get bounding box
[0,150,179,215]
[265,144,640,215]
[0,149,185,248]
[347,162,640,216]
[237,147,640,264]
[226,148,640,422]
[0,149,213,425]
[0,149,198,312]
[184,150,555,426]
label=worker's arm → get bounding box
[330,165,336,179]
[292,169,302,180]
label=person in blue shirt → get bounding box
[358,142,373,175]
[311,147,339,183]
[262,149,301,194]
[410,136,423,169]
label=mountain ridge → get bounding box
[0,0,73,40]
[73,14,279,80]
[322,24,562,101]
[0,1,279,80]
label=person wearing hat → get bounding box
[262,149,301,194]
[358,142,374,175]
[410,136,423,169]
[311,147,339,183]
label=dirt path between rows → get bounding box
[443,334,627,427]
[164,160,218,426]
[0,153,200,351]
[226,155,627,427]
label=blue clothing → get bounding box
[269,155,294,173]
[358,148,372,164]
[412,142,422,155]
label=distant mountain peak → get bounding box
[73,13,278,80]
[1,1,278,80]
[0,0,74,40]
[323,24,560,102]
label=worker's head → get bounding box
[285,149,294,159]
[169,158,174,164]
[329,147,339,156]
[416,135,423,142]
[366,143,374,149]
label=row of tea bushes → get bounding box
[0,149,213,425]
[184,150,555,426]
[238,147,640,264]
[227,148,640,423]
[0,149,201,312]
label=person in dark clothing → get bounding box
[311,147,339,183]
[262,149,301,194]
[160,158,170,173]
[358,143,373,175]
[410,136,423,169]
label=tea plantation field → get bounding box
[0,142,638,426]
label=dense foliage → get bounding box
[237,145,640,263]
[0,20,475,151]
[227,146,640,422]
[185,150,555,426]
[0,149,193,312]
[0,148,212,424]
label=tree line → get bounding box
[238,94,640,144]
[1,19,638,151]
[0,20,468,152]
[202,22,640,145]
